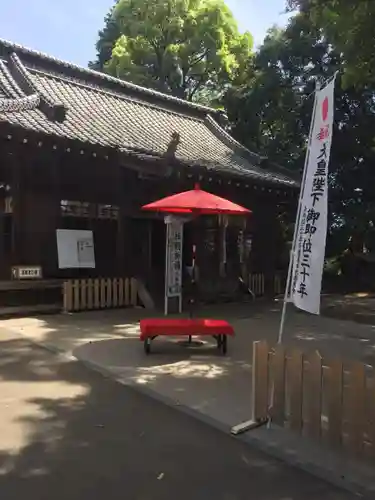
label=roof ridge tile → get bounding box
[205,115,264,165]
[0,38,218,117]
[28,66,206,124]
[8,52,66,122]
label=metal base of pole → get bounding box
[230,418,268,436]
[178,338,204,348]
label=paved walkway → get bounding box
[321,293,375,325]
[0,329,357,499]
[2,302,375,431]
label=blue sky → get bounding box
[0,0,290,67]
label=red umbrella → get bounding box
[142,184,250,319]
[142,183,251,215]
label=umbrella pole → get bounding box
[189,212,199,322]
[187,243,196,344]
[188,242,196,322]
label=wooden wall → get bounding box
[0,132,295,287]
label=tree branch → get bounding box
[188,75,205,101]
[190,49,209,68]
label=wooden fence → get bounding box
[252,341,375,462]
[63,277,139,313]
[248,273,283,297]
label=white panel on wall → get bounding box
[56,229,95,269]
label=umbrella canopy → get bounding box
[142,183,251,215]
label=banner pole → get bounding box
[277,81,321,344]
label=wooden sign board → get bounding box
[12,265,42,280]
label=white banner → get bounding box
[291,77,335,314]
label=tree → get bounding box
[90,5,122,71]
[225,12,375,260]
[90,0,253,103]
[225,15,337,171]
[287,0,375,88]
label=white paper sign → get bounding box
[77,238,95,265]
[56,229,95,269]
[291,77,335,314]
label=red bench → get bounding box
[140,318,234,355]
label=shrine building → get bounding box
[0,39,299,313]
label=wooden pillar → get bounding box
[262,201,280,297]
[116,165,125,276]
[10,151,23,266]
[0,196,5,278]
[239,216,248,281]
[117,168,139,276]
[117,209,126,276]
[250,196,280,297]
[44,152,62,277]
[10,146,61,276]
[219,215,228,278]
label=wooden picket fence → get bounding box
[63,277,139,313]
[248,273,283,297]
[252,341,375,462]
[248,274,265,296]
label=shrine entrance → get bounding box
[151,219,166,277]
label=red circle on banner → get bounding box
[322,96,329,122]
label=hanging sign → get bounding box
[291,77,336,314]
[164,216,184,313]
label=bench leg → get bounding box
[221,335,227,355]
[144,338,151,354]
[214,335,227,354]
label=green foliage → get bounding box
[90,1,375,259]
[90,0,253,103]
[225,12,375,257]
[225,15,335,171]
[288,0,375,88]
[89,6,122,71]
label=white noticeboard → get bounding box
[164,216,184,314]
[56,229,95,269]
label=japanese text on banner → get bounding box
[291,77,335,314]
[166,221,183,298]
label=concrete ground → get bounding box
[0,329,358,499]
[2,301,375,430]
[321,293,375,325]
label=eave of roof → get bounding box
[0,38,299,189]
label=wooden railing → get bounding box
[62,274,284,313]
[252,341,375,462]
[63,277,139,313]
[247,273,283,297]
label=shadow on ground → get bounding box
[0,333,356,500]
[3,300,375,433]
[1,306,258,427]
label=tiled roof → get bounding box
[0,39,298,188]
